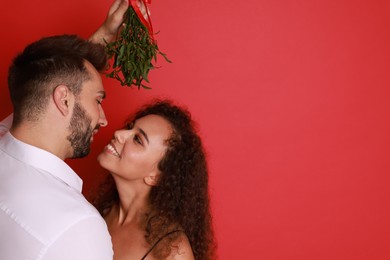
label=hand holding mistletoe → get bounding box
[92,0,170,89]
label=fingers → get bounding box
[108,0,127,16]
[116,0,129,16]
[137,0,151,20]
[88,0,129,43]
[107,0,129,32]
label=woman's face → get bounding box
[97,114,172,182]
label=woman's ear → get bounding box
[144,173,160,186]
[53,85,72,116]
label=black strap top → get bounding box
[140,230,182,260]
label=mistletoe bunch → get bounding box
[106,4,170,89]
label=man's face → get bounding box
[67,101,95,158]
[67,62,107,158]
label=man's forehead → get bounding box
[82,62,106,96]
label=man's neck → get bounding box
[10,122,68,160]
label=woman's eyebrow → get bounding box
[138,128,149,144]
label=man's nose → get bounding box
[99,106,108,127]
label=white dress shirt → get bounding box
[0,115,113,260]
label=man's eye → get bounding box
[97,99,102,105]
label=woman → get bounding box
[93,100,216,260]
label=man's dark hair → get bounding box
[8,34,107,126]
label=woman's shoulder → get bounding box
[165,231,195,260]
[146,229,195,260]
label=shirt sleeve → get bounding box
[42,216,113,260]
[0,113,13,137]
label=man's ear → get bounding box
[53,85,72,116]
[144,173,160,186]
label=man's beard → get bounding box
[67,102,98,158]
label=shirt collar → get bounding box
[0,132,83,192]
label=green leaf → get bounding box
[104,6,171,88]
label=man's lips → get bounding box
[90,129,99,142]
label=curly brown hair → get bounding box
[93,100,216,259]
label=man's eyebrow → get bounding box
[139,128,149,144]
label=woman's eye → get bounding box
[134,135,142,145]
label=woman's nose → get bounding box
[114,129,131,143]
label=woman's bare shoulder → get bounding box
[167,232,195,260]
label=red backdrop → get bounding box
[1,0,390,259]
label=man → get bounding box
[0,1,130,259]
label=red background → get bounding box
[1,0,390,259]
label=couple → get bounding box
[0,0,215,259]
